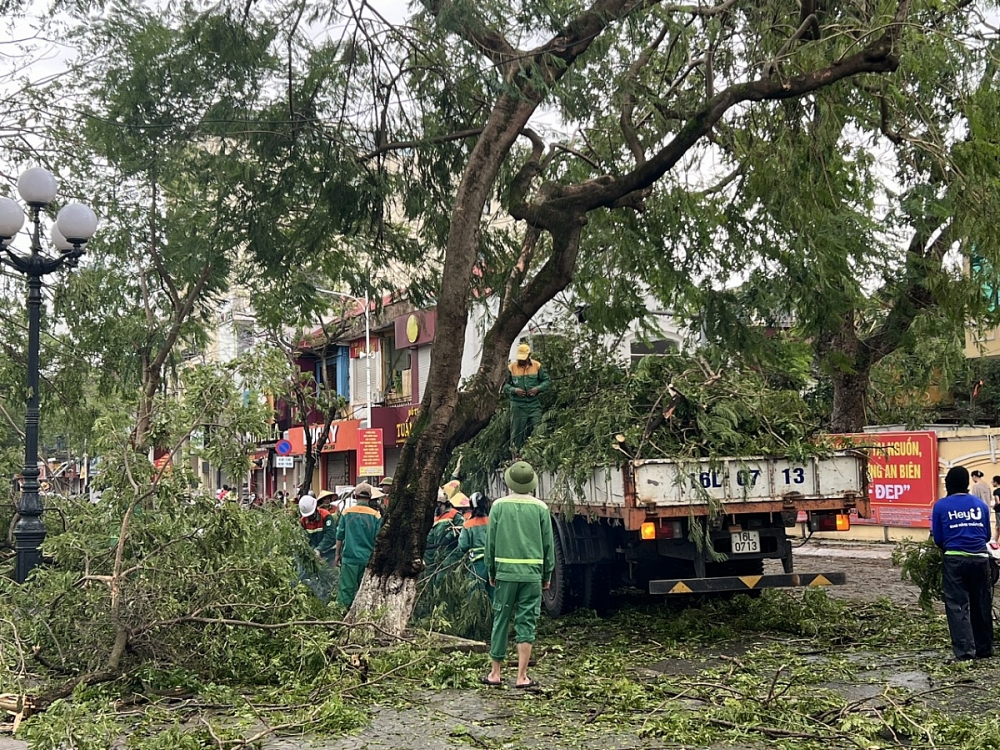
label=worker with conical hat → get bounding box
[425,487,464,570]
[458,491,492,600]
[504,342,550,457]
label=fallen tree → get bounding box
[352,0,975,634]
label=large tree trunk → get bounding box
[823,311,870,435]
[346,380,505,630]
[829,366,871,434]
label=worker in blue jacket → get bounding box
[931,466,994,662]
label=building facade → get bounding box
[272,295,689,496]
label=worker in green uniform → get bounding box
[298,494,337,602]
[316,489,341,524]
[298,494,337,564]
[457,491,492,600]
[334,482,382,608]
[378,476,393,513]
[482,461,554,689]
[504,343,551,457]
[424,488,465,574]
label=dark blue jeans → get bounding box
[942,554,994,660]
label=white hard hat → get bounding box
[298,495,318,517]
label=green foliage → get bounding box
[458,325,832,498]
[892,537,944,611]
[3,553,969,750]
[17,695,122,750]
[866,310,965,427]
[412,560,493,640]
[0,497,328,683]
[951,356,1000,426]
[650,5,1000,432]
[517,334,820,470]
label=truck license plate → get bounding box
[731,530,760,554]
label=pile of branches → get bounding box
[0,484,389,716]
[462,342,825,483]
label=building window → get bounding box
[235,321,255,355]
[316,357,337,393]
[630,338,678,365]
[383,336,411,400]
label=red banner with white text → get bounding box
[836,431,939,528]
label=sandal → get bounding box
[514,678,539,689]
[480,674,502,686]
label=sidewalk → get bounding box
[791,539,895,560]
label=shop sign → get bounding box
[358,428,385,477]
[394,310,436,347]
[287,420,361,455]
[350,338,380,359]
[395,406,420,445]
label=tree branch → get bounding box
[550,142,601,171]
[863,223,951,364]
[620,20,672,165]
[526,0,915,218]
[145,170,180,312]
[879,95,904,144]
[762,13,819,79]
[359,127,484,162]
[419,0,519,72]
[508,128,546,208]
[137,615,410,642]
[0,401,24,440]
[501,226,541,316]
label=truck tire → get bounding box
[580,563,613,613]
[543,530,576,617]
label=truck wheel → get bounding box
[543,531,575,617]
[580,563,612,613]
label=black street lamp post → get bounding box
[0,168,97,583]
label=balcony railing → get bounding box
[384,391,412,407]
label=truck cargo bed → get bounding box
[515,452,869,530]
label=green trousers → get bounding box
[337,562,366,608]
[489,579,542,661]
[510,402,543,453]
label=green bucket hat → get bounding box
[504,461,538,494]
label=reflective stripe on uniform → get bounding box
[495,497,548,509]
[496,557,543,564]
[344,504,380,518]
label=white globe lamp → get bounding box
[17,168,58,207]
[50,223,74,252]
[56,203,98,244]
[0,197,25,241]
